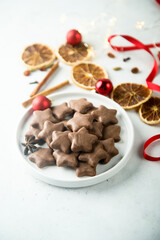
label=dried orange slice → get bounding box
[57,42,93,65]
[111,83,152,109]
[22,43,56,71]
[71,62,107,90]
[139,97,160,125]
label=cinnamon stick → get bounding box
[22,80,70,108]
[30,61,59,97]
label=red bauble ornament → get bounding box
[66,29,82,45]
[155,0,160,5]
[96,79,113,96]
[32,96,51,111]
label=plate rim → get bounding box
[16,91,134,188]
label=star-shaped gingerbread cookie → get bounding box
[91,105,118,126]
[68,127,98,152]
[38,120,64,146]
[52,102,73,120]
[67,112,93,132]
[100,138,119,164]
[90,121,103,139]
[50,131,71,153]
[31,108,57,130]
[75,162,96,177]
[25,126,40,139]
[103,125,121,142]
[69,98,93,114]
[53,150,78,168]
[29,148,55,168]
[78,142,108,167]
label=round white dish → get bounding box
[17,91,134,188]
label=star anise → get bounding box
[21,136,40,155]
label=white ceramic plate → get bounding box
[17,91,134,188]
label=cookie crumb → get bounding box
[131,67,139,74]
[107,53,115,58]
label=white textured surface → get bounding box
[0,0,160,239]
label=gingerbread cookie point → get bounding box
[50,131,71,153]
[53,150,78,168]
[79,142,108,167]
[68,127,98,153]
[29,148,55,168]
[76,162,96,177]
[89,121,103,139]
[25,127,45,145]
[100,138,119,164]
[38,120,64,147]
[69,98,93,114]
[67,112,93,132]
[103,125,121,142]
[52,102,73,120]
[61,119,69,130]
[91,105,118,126]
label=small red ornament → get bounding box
[32,96,51,111]
[96,79,113,96]
[155,0,160,5]
[66,29,82,45]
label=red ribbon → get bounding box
[143,135,160,161]
[108,35,160,92]
[108,35,160,161]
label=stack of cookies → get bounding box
[24,98,121,177]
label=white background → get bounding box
[0,0,160,239]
